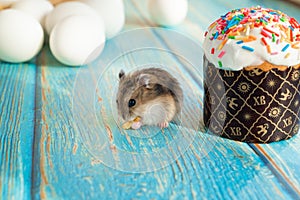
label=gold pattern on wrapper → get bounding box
[203,56,300,143]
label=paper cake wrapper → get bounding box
[203,56,300,143]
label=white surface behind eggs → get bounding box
[11,0,53,28]
[49,15,105,66]
[45,1,101,35]
[148,0,188,26]
[0,9,44,63]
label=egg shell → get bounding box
[11,0,53,28]
[45,1,101,35]
[79,0,125,38]
[49,15,105,66]
[0,9,44,63]
[148,0,188,26]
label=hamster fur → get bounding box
[116,68,183,128]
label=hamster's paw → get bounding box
[132,121,143,130]
[158,121,169,129]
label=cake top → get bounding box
[203,6,300,70]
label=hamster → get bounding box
[116,68,183,129]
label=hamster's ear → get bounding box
[138,74,152,89]
[119,70,125,79]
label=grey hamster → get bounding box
[116,67,183,128]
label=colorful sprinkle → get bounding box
[213,32,219,39]
[261,30,272,38]
[272,33,276,42]
[218,61,223,68]
[242,45,254,52]
[281,44,290,52]
[249,35,257,40]
[218,51,226,58]
[261,37,268,46]
[241,35,257,42]
[280,30,287,38]
[276,39,280,44]
[267,45,271,54]
[290,18,300,28]
[285,52,291,58]
[218,38,228,50]
[208,21,217,31]
[292,42,300,49]
[263,27,279,36]
[204,6,300,66]
[246,25,250,36]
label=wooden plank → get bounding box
[31,46,294,199]
[121,0,300,198]
[250,140,300,199]
[0,0,298,199]
[180,0,300,198]
[31,47,82,199]
[0,62,36,199]
[31,0,298,199]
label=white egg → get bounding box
[0,9,44,63]
[49,15,105,66]
[45,1,101,35]
[79,0,125,38]
[11,0,53,28]
[148,0,188,26]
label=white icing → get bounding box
[203,7,300,71]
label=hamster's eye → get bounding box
[128,99,136,107]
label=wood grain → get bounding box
[29,1,299,199]
[132,0,300,198]
[250,137,300,199]
[0,0,300,199]
[0,63,36,199]
[31,46,294,199]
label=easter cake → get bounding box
[203,6,300,143]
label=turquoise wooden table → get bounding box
[1,0,300,199]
